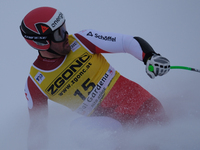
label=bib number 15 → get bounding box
[74,78,95,101]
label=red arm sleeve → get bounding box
[24,76,48,150]
[25,76,48,120]
[25,76,48,112]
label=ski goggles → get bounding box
[20,22,68,43]
[51,23,68,42]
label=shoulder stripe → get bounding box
[74,33,96,54]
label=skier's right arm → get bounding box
[24,76,48,150]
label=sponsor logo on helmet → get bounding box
[51,12,64,28]
[41,25,49,33]
[24,35,47,40]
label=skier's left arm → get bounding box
[75,29,170,79]
[133,36,170,79]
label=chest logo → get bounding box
[35,72,45,84]
[70,41,81,52]
[46,53,92,96]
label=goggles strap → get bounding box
[20,28,48,40]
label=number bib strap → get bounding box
[75,65,116,116]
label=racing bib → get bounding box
[29,35,120,114]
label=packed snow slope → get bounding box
[0,0,200,149]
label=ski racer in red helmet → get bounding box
[20,6,170,149]
[20,7,68,55]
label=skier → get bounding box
[20,7,170,149]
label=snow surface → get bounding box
[1,0,200,149]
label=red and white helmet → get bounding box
[20,7,67,50]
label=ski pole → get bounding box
[148,65,200,73]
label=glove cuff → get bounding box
[143,52,159,65]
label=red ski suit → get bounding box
[25,29,165,126]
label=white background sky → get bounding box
[0,0,200,149]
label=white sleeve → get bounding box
[76,29,143,61]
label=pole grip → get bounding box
[148,65,200,73]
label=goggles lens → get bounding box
[53,23,68,42]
